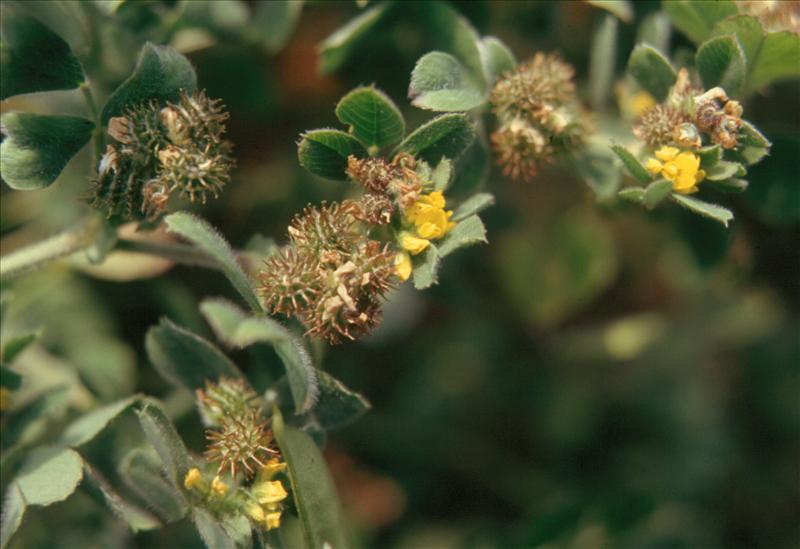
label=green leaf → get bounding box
[438,215,487,257]
[637,12,672,55]
[409,51,485,112]
[479,36,516,85]
[119,448,188,523]
[697,145,722,167]
[453,193,495,221]
[0,112,94,190]
[101,42,197,123]
[318,2,390,74]
[146,317,242,391]
[82,462,161,532]
[431,158,453,191]
[711,15,800,93]
[618,187,645,203]
[643,179,674,209]
[199,298,318,414]
[611,144,652,184]
[135,398,191,486]
[297,129,366,180]
[1,332,38,365]
[696,35,746,97]
[335,86,405,151]
[312,370,370,430]
[0,365,22,390]
[273,409,349,549]
[395,114,475,164]
[220,514,252,549]
[707,177,748,193]
[671,194,734,227]
[0,483,25,549]
[59,396,137,447]
[0,6,84,99]
[627,44,677,101]
[16,446,83,506]
[193,507,236,549]
[251,0,303,53]
[586,0,633,22]
[705,160,741,181]
[589,15,618,110]
[739,120,771,148]
[662,0,738,43]
[412,245,440,290]
[164,212,261,312]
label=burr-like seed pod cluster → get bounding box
[91,91,234,221]
[260,201,397,343]
[489,53,590,182]
[197,378,279,478]
[633,70,746,151]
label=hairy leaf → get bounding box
[479,36,516,85]
[412,245,440,290]
[395,114,475,164]
[59,396,138,447]
[611,144,652,184]
[643,179,674,209]
[0,112,94,190]
[82,463,161,532]
[297,129,366,180]
[453,193,495,221]
[16,446,83,506]
[409,51,485,112]
[135,398,191,486]
[336,86,405,150]
[671,194,734,227]
[119,448,188,523]
[696,35,746,97]
[627,44,677,101]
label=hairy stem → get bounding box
[115,238,220,270]
[0,222,99,281]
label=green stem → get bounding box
[115,238,220,270]
[80,82,104,168]
[0,223,98,282]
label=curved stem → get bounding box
[0,222,99,282]
[115,238,220,270]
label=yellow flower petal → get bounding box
[655,146,679,162]
[265,512,282,530]
[645,158,663,175]
[211,476,228,496]
[184,468,205,491]
[252,480,288,505]
[420,191,446,209]
[400,232,430,255]
[662,163,679,180]
[245,501,265,523]
[394,252,412,281]
[259,459,287,479]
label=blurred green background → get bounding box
[1,1,798,548]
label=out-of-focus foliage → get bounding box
[1,1,798,548]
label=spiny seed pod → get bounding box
[91,90,233,221]
[343,193,394,226]
[346,153,423,212]
[205,410,279,478]
[694,89,743,150]
[259,201,396,343]
[633,104,690,148]
[491,52,577,123]
[197,377,259,426]
[490,117,552,182]
[490,53,589,181]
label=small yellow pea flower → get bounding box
[394,252,412,281]
[211,475,229,496]
[265,512,282,530]
[245,501,266,523]
[259,459,287,478]
[646,146,706,194]
[400,232,430,255]
[184,468,205,491]
[252,480,288,505]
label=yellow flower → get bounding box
[252,480,288,505]
[265,511,282,530]
[259,459,287,479]
[184,468,205,491]
[394,252,412,281]
[400,231,430,255]
[646,146,706,194]
[245,501,266,523]
[211,475,229,496]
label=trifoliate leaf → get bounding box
[0,7,84,99]
[696,35,746,97]
[627,44,677,101]
[101,42,196,123]
[409,51,485,112]
[395,114,475,165]
[336,86,405,151]
[0,112,94,190]
[297,129,366,180]
[425,2,485,89]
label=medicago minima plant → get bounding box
[1,1,797,548]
